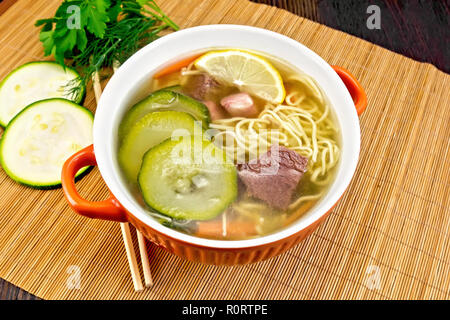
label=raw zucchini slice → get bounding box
[0,61,84,127]
[118,111,200,182]
[0,98,93,188]
[118,90,210,140]
[138,136,237,221]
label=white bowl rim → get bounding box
[94,24,361,249]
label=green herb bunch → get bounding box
[35,0,179,99]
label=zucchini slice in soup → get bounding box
[118,110,200,183]
[138,136,237,221]
[118,90,210,140]
[0,62,84,127]
[0,98,93,188]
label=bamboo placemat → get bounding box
[0,0,448,300]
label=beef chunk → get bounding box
[187,73,219,100]
[237,145,308,210]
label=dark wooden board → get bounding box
[254,0,449,73]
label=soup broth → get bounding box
[118,48,341,240]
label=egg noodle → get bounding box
[209,72,341,211]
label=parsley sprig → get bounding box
[35,0,179,99]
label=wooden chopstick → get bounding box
[91,66,152,291]
[91,71,102,103]
[120,223,144,291]
[137,231,154,287]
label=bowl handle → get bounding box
[331,66,367,115]
[61,145,127,222]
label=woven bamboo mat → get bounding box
[0,0,448,300]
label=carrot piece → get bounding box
[196,219,258,239]
[153,53,203,79]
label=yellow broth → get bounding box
[119,49,341,240]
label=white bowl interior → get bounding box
[94,25,360,249]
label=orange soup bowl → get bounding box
[61,25,367,265]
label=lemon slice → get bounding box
[194,50,285,104]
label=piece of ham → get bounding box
[203,100,227,121]
[220,92,258,117]
[237,145,308,210]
